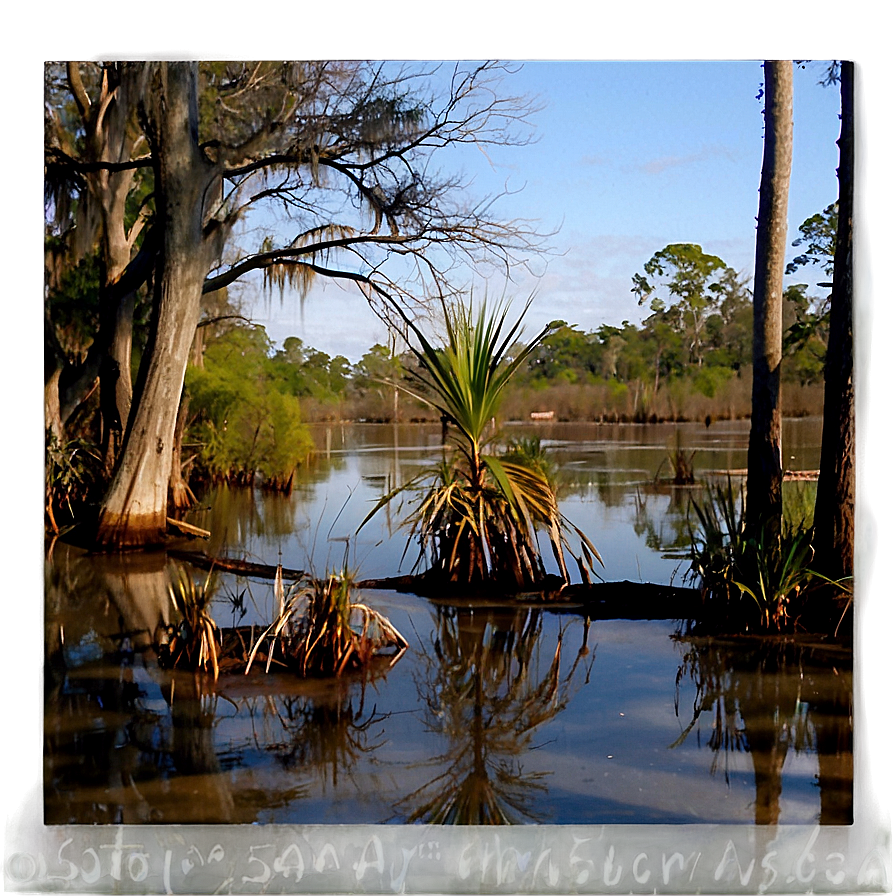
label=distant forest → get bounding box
[50,234,833,490]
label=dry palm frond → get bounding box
[163,564,220,680]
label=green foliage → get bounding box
[44,242,102,358]
[270,336,350,403]
[687,481,850,632]
[186,325,313,488]
[503,437,557,485]
[525,322,601,382]
[363,298,601,589]
[632,243,735,368]
[782,284,828,386]
[691,365,733,399]
[786,202,838,277]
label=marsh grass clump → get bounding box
[161,565,220,679]
[246,567,407,678]
[686,480,851,632]
[45,433,104,533]
[655,430,696,485]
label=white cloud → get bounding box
[637,143,738,175]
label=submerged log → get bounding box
[356,572,702,619]
[168,549,305,581]
[169,551,701,619]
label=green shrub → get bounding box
[186,326,314,488]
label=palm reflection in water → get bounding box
[252,672,390,789]
[395,606,593,824]
[671,636,853,825]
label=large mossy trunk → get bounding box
[95,63,217,549]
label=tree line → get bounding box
[45,186,838,531]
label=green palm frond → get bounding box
[395,296,553,456]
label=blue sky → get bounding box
[247,60,843,361]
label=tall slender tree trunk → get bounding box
[814,61,855,586]
[746,61,793,538]
[95,63,218,548]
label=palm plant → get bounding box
[365,298,601,590]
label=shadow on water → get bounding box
[393,606,593,824]
[43,542,396,824]
[670,635,853,825]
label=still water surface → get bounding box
[44,419,852,825]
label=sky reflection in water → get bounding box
[44,419,850,826]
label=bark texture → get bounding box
[96,63,218,547]
[746,61,793,536]
[813,62,855,583]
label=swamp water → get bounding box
[44,419,852,826]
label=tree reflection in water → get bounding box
[671,636,852,824]
[247,670,390,790]
[632,485,694,557]
[395,606,592,824]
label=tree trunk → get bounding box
[45,365,63,442]
[95,63,217,548]
[57,63,144,457]
[813,62,854,584]
[746,61,793,538]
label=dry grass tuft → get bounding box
[246,567,407,678]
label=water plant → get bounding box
[45,432,104,533]
[364,298,601,590]
[161,564,220,679]
[245,566,407,678]
[654,430,696,485]
[686,480,851,632]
